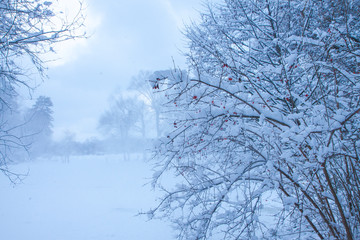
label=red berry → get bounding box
[193,96,197,100]
[228,77,232,81]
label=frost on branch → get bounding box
[149,0,360,239]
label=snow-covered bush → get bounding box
[149,0,360,239]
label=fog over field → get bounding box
[0,155,175,240]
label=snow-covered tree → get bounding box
[0,91,26,173]
[149,0,360,239]
[25,96,54,156]
[0,0,85,175]
[130,70,183,138]
[98,94,145,139]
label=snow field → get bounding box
[0,154,175,240]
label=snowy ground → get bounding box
[0,154,175,240]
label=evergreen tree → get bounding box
[25,96,54,156]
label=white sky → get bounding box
[36,0,205,141]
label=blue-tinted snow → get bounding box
[0,155,175,240]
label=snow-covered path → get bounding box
[0,154,175,240]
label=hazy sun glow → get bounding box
[46,0,102,67]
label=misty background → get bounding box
[36,0,202,142]
[0,0,204,239]
[8,0,205,158]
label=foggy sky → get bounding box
[36,0,204,140]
